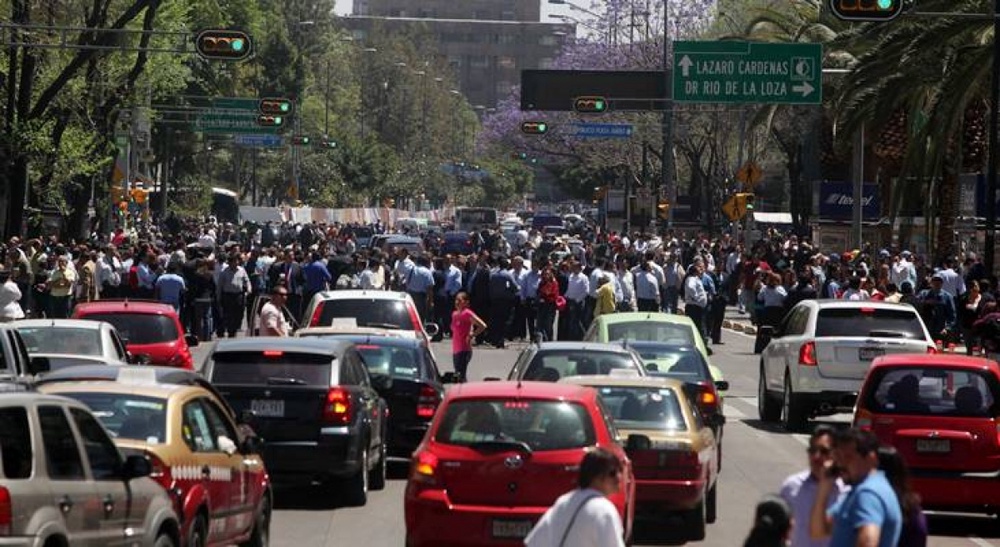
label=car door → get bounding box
[109,330,129,363]
[37,404,102,546]
[765,306,807,392]
[180,398,235,544]
[68,407,134,546]
[200,396,255,541]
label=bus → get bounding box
[454,207,499,233]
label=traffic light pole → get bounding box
[986,0,1000,276]
[661,0,675,231]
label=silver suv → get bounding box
[0,391,180,546]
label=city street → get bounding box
[191,326,1000,546]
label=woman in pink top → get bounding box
[451,291,487,382]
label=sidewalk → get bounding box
[721,306,757,336]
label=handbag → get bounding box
[555,295,567,312]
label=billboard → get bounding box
[818,181,880,220]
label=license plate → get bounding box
[251,399,285,418]
[916,439,950,453]
[491,518,533,539]
[859,347,885,361]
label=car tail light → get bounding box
[416,384,440,419]
[168,351,193,370]
[407,304,423,337]
[798,342,817,366]
[690,382,720,416]
[323,387,352,425]
[855,408,873,431]
[410,451,439,486]
[309,302,325,327]
[0,486,10,535]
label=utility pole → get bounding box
[851,127,865,249]
[661,0,675,230]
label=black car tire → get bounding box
[370,442,387,491]
[239,494,271,547]
[685,497,707,541]
[154,533,176,547]
[344,445,369,507]
[706,483,718,524]
[782,374,808,432]
[188,514,208,547]
[758,365,781,422]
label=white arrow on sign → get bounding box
[792,81,815,98]
[678,55,694,77]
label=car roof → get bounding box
[803,299,922,311]
[15,319,109,330]
[296,326,411,338]
[872,353,1000,370]
[74,299,178,315]
[533,341,634,353]
[0,391,86,406]
[444,381,596,402]
[312,290,412,301]
[39,380,197,399]
[597,312,697,326]
[560,375,686,390]
[312,335,422,349]
[213,337,353,356]
[35,365,207,386]
[625,341,702,351]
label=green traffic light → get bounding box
[231,38,245,51]
[595,100,605,111]
[877,0,892,7]
[274,116,283,125]
[280,103,290,112]
[537,123,547,132]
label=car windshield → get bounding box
[595,386,687,431]
[436,400,595,451]
[634,346,711,381]
[522,350,638,382]
[64,392,168,444]
[83,313,178,345]
[815,308,926,339]
[18,327,102,356]
[606,321,697,346]
[865,367,999,417]
[355,344,422,380]
[317,299,416,331]
[210,352,333,386]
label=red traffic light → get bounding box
[259,98,294,115]
[521,121,549,135]
[257,115,284,127]
[829,0,904,21]
[573,96,608,114]
[195,29,253,61]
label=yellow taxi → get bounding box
[38,379,272,547]
[560,375,719,542]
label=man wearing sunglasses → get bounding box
[780,425,848,547]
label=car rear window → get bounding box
[0,407,32,479]
[523,351,639,381]
[18,327,102,356]
[865,367,999,417]
[64,392,169,444]
[634,347,711,382]
[210,351,333,386]
[355,344,422,380]
[317,299,416,331]
[606,321,697,346]
[815,308,926,339]
[436,400,595,451]
[595,386,687,431]
[83,313,178,345]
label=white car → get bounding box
[758,300,935,431]
[300,290,440,344]
[15,318,133,370]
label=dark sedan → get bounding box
[439,231,476,255]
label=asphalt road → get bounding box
[191,322,1000,546]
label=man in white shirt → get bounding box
[563,261,590,341]
[937,257,965,298]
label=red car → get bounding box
[404,381,635,547]
[73,300,199,369]
[854,353,1000,514]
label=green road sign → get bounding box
[672,41,822,105]
[195,98,282,134]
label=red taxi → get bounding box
[73,300,199,369]
[403,381,635,547]
[854,353,1000,514]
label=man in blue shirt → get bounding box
[302,252,331,308]
[154,263,186,313]
[406,254,435,323]
[810,428,901,547]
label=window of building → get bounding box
[540,35,557,46]
[501,10,516,21]
[469,55,489,68]
[539,57,554,69]
[498,34,516,45]
[498,57,516,70]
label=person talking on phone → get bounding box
[810,428,901,547]
[525,447,625,547]
[780,425,848,547]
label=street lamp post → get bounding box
[661,0,675,229]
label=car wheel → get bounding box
[154,533,176,547]
[758,365,781,422]
[706,483,718,524]
[685,496,707,541]
[239,494,271,547]
[188,514,208,547]
[370,441,387,491]
[344,443,369,507]
[782,373,807,432]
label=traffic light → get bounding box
[734,193,755,215]
[290,136,311,146]
[320,139,338,149]
[657,200,670,220]
[829,0,904,21]
[521,121,548,135]
[195,29,253,61]
[573,96,608,114]
[259,98,293,115]
[257,115,284,127]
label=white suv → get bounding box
[758,300,935,431]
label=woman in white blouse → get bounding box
[0,268,24,322]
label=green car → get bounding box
[583,312,726,389]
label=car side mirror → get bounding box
[424,323,440,338]
[625,433,651,452]
[122,454,152,480]
[217,435,238,456]
[370,373,393,391]
[441,372,458,384]
[185,334,200,347]
[770,328,782,339]
[239,409,258,429]
[708,414,727,428]
[714,380,730,392]
[132,353,152,365]
[240,435,263,455]
[645,363,659,372]
[28,356,50,375]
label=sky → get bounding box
[332,0,575,27]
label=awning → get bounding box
[753,212,793,224]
